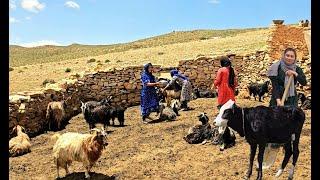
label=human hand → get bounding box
[286,70,298,77]
[276,99,284,106]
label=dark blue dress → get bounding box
[140,71,159,116]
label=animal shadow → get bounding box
[110,124,128,127]
[147,118,174,124]
[59,172,117,180]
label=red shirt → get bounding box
[214,67,238,105]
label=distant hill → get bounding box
[9,27,267,67]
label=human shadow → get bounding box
[59,172,117,180]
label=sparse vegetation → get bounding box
[65,68,71,73]
[105,59,110,63]
[18,70,23,73]
[199,37,209,40]
[9,67,14,71]
[158,52,164,55]
[116,60,122,63]
[87,58,96,63]
[9,27,268,67]
[42,79,56,86]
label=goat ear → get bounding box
[232,104,236,114]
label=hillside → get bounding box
[9,27,267,67]
[9,28,270,93]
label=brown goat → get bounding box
[52,127,108,179]
[46,101,66,131]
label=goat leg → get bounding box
[84,165,91,178]
[256,144,266,180]
[244,144,257,180]
[276,142,293,178]
[56,159,60,179]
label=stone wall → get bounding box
[9,66,146,139]
[267,25,309,61]
[177,52,270,91]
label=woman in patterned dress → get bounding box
[162,69,193,111]
[140,63,161,123]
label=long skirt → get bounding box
[181,81,192,102]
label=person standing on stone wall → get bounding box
[267,48,307,107]
[211,56,238,109]
[162,69,194,111]
[140,63,161,124]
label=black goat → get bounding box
[215,100,305,180]
[109,105,126,126]
[297,92,311,110]
[247,81,270,102]
[86,105,112,130]
[183,113,212,144]
[193,88,217,98]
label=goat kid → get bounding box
[52,127,108,179]
[214,100,305,180]
[183,113,212,144]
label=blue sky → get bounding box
[9,0,311,47]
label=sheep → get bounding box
[46,101,66,131]
[51,127,108,179]
[9,125,31,157]
[183,113,212,144]
[247,81,270,102]
[214,100,305,180]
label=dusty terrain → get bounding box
[9,98,311,180]
[9,29,270,93]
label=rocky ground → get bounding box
[9,98,311,180]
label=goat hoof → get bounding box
[275,169,283,177]
[242,175,249,180]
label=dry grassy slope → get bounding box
[9,29,270,93]
[9,28,266,67]
[9,99,311,180]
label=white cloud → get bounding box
[10,0,16,10]
[9,17,20,24]
[208,0,220,4]
[25,16,32,20]
[19,40,62,47]
[65,1,80,9]
[21,0,45,13]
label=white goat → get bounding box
[9,125,31,157]
[51,127,108,179]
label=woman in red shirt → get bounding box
[212,57,238,109]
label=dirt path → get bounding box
[9,98,311,180]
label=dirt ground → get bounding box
[9,98,311,180]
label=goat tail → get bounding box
[50,134,61,144]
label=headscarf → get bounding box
[143,63,153,75]
[141,63,156,83]
[170,69,188,80]
[267,48,297,98]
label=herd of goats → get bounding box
[9,77,311,179]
